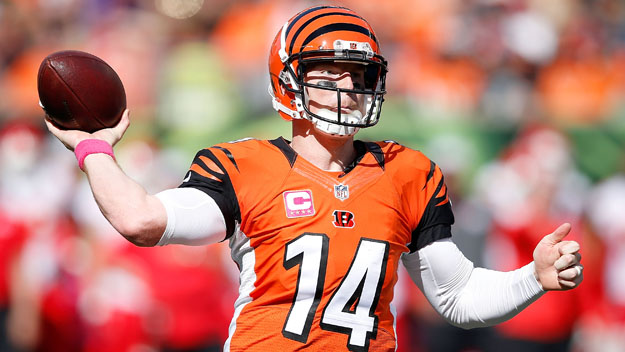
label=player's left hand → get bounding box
[533,223,583,291]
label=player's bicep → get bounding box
[155,188,227,246]
[402,238,473,297]
[179,148,241,238]
[402,238,474,325]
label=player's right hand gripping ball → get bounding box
[37,50,126,133]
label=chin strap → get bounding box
[313,118,358,136]
[268,85,302,120]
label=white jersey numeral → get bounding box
[282,233,329,342]
[321,239,389,350]
[282,234,389,351]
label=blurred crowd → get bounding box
[0,0,624,351]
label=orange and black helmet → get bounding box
[268,5,387,132]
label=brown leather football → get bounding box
[37,50,126,133]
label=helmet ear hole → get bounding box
[278,71,291,85]
[278,71,294,96]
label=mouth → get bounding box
[331,107,357,114]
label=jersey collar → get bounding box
[269,137,385,175]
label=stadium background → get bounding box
[0,0,624,351]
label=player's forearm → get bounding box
[82,153,166,246]
[403,238,545,329]
[443,263,544,329]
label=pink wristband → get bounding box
[75,139,115,170]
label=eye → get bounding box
[319,69,339,77]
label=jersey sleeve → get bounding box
[407,160,455,253]
[178,147,241,240]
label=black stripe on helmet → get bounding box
[288,12,362,54]
[286,5,344,38]
[298,23,377,51]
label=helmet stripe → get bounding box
[288,12,362,54]
[299,23,378,51]
[285,5,344,36]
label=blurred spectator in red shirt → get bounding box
[578,174,625,352]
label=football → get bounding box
[37,50,126,133]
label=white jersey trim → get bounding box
[224,225,256,351]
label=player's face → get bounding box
[303,62,367,117]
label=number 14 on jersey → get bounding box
[282,233,390,351]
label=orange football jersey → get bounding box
[179,138,454,352]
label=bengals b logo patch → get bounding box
[332,210,355,228]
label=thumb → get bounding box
[541,223,572,245]
[115,109,130,133]
[114,109,130,133]
[96,109,130,147]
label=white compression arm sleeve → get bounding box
[155,188,227,246]
[402,238,545,329]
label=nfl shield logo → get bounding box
[334,184,349,201]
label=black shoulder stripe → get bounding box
[300,23,377,50]
[432,175,446,202]
[364,142,385,170]
[422,160,436,190]
[196,149,227,176]
[200,166,225,180]
[408,175,454,252]
[182,149,241,239]
[189,150,224,180]
[269,137,297,167]
[288,12,362,54]
[212,146,239,171]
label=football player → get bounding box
[45,5,583,352]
